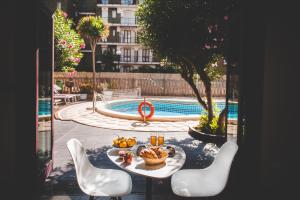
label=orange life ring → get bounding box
[138,101,155,120]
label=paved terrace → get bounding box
[40,101,237,199]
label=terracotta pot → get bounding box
[65,80,74,88]
[188,126,226,145]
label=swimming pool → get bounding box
[96,99,238,122]
[38,99,51,116]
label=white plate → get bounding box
[112,145,134,151]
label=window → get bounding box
[134,50,138,62]
[123,48,131,62]
[142,49,150,62]
[112,10,117,18]
[122,0,133,5]
[123,30,131,43]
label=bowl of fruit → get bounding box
[112,136,137,150]
[140,146,168,165]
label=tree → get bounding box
[53,9,84,72]
[137,0,235,134]
[77,16,109,112]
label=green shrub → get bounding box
[197,114,225,135]
[196,102,225,135]
[79,83,93,94]
[54,9,84,72]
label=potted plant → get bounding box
[78,83,93,100]
[188,106,226,145]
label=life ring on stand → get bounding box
[138,101,155,120]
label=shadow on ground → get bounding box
[42,138,217,198]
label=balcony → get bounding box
[98,35,138,44]
[99,0,138,5]
[102,17,137,26]
[117,56,160,64]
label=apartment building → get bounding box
[77,0,160,72]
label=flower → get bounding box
[204,43,211,49]
[68,44,73,49]
[224,15,229,21]
[74,57,81,63]
[63,12,68,18]
[59,40,67,47]
[80,43,86,49]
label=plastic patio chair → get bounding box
[171,141,238,197]
[67,138,132,200]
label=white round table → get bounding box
[107,145,186,200]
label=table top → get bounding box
[107,145,186,179]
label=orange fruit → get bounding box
[119,141,127,148]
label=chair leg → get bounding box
[89,196,94,200]
[109,197,121,200]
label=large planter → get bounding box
[65,80,74,88]
[188,126,226,145]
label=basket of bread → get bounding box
[139,146,168,165]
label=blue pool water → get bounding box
[109,100,238,119]
[39,99,51,116]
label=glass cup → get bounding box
[150,133,157,146]
[157,133,165,146]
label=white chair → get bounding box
[171,141,238,197]
[67,138,132,200]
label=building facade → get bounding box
[77,0,160,72]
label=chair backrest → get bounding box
[207,141,238,188]
[67,138,94,186]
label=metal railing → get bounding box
[118,56,160,63]
[101,17,136,25]
[99,0,138,5]
[101,36,138,44]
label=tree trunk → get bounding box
[198,69,214,122]
[217,108,227,134]
[91,40,96,112]
[180,64,208,111]
[181,74,208,110]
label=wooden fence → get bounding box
[54,72,226,97]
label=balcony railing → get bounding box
[102,17,136,25]
[118,56,160,63]
[99,0,138,5]
[101,36,138,44]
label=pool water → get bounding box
[39,99,51,116]
[109,100,238,119]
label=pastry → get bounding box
[140,148,158,159]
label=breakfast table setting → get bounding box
[106,133,186,200]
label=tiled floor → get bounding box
[40,101,237,199]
